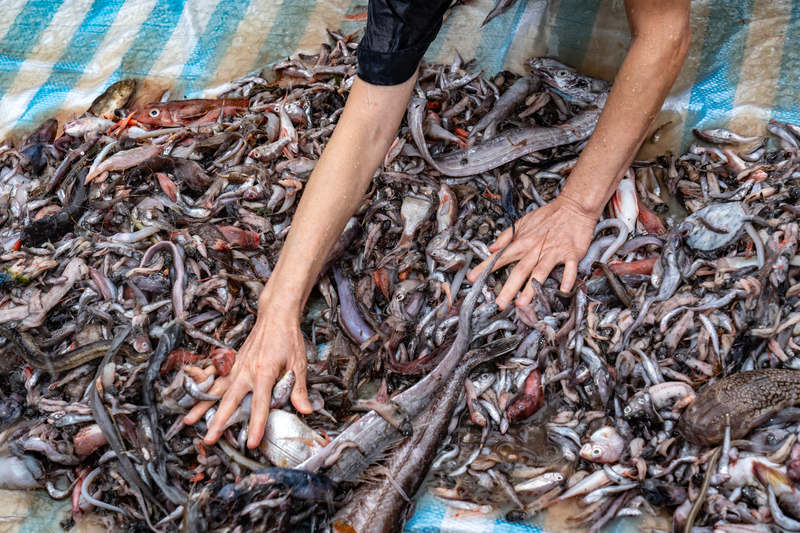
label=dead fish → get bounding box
[89,80,137,116]
[678,370,800,446]
[692,128,766,146]
[397,194,434,248]
[259,410,326,468]
[482,0,518,26]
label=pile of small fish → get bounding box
[2,27,800,533]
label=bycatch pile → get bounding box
[2,28,800,533]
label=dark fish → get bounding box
[20,118,58,174]
[332,336,521,533]
[89,79,137,116]
[678,369,800,445]
[21,172,89,247]
[0,326,133,372]
[125,154,214,191]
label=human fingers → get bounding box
[487,224,515,253]
[529,252,561,287]
[290,359,313,414]
[496,258,537,310]
[204,379,250,446]
[466,240,527,283]
[560,258,579,293]
[516,275,538,308]
[247,374,276,448]
[184,374,231,425]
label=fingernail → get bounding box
[247,437,255,448]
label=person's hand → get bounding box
[183,301,312,449]
[466,195,598,310]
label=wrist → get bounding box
[257,283,304,318]
[557,184,605,221]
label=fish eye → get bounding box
[592,447,602,456]
[681,228,691,237]
[624,406,631,413]
[556,69,570,78]
[149,109,160,117]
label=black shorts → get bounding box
[357,0,453,86]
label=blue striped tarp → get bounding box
[0,0,798,153]
[0,1,797,532]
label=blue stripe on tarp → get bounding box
[770,0,800,124]
[107,0,187,85]
[20,0,125,125]
[340,0,369,38]
[180,0,252,97]
[403,493,450,533]
[474,0,529,75]
[422,3,456,65]
[546,0,603,71]
[682,0,755,146]
[0,0,67,98]
[255,0,317,70]
[405,492,546,533]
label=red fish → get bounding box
[137,98,250,127]
[74,424,108,455]
[217,226,260,250]
[602,257,658,276]
[507,370,544,422]
[637,198,666,234]
[160,348,200,375]
[211,347,236,377]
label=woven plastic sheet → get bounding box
[1,0,799,149]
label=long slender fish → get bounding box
[299,241,509,482]
[408,94,605,176]
[332,335,521,533]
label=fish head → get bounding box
[137,103,171,126]
[623,391,647,420]
[527,57,609,103]
[584,426,625,463]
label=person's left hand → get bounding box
[466,195,598,310]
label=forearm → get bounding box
[560,0,691,217]
[259,75,417,315]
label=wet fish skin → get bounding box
[482,0,517,26]
[527,57,611,105]
[332,335,521,533]
[137,97,250,127]
[89,79,137,116]
[692,128,765,146]
[678,369,800,446]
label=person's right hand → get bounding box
[183,299,313,449]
